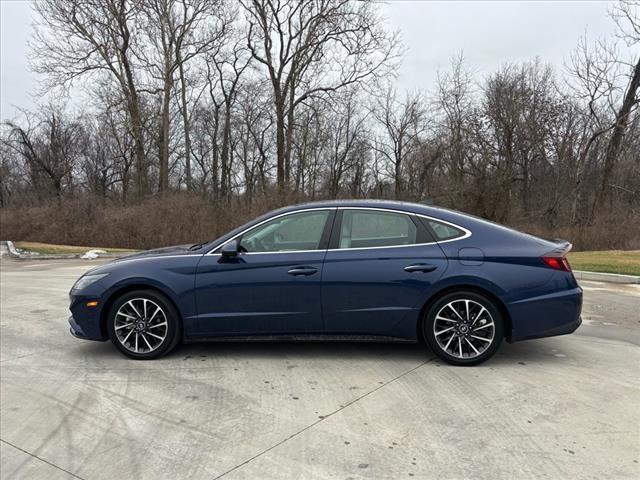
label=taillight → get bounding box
[541,256,572,272]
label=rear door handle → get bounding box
[404,264,437,273]
[288,266,318,276]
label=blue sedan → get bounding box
[69,200,582,365]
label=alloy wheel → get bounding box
[114,298,168,354]
[432,299,495,360]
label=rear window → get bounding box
[427,219,467,241]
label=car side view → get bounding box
[69,200,582,365]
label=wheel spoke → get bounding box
[465,300,470,322]
[122,329,134,344]
[127,300,142,318]
[447,304,464,321]
[134,333,139,353]
[472,306,487,326]
[146,331,164,340]
[435,326,455,336]
[141,333,153,351]
[143,299,148,318]
[149,306,162,321]
[470,334,491,343]
[436,315,457,323]
[444,334,456,351]
[148,321,167,329]
[115,323,133,331]
[458,337,463,358]
[117,312,136,320]
[472,322,494,332]
[465,338,480,355]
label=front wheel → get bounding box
[107,289,180,360]
[423,291,504,366]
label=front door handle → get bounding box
[288,266,318,276]
[404,264,437,273]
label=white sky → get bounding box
[0,0,621,120]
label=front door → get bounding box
[321,208,448,338]
[193,209,335,336]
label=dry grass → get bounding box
[0,194,290,250]
[568,250,640,276]
[1,193,638,253]
[14,241,136,255]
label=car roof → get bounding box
[277,199,462,220]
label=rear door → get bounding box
[321,208,448,337]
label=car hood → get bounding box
[78,244,203,278]
[113,244,196,262]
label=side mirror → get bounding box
[220,239,240,258]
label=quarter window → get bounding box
[338,210,417,249]
[428,219,466,241]
[239,210,330,253]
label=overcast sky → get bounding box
[0,0,621,120]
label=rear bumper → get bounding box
[508,286,583,342]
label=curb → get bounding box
[1,241,127,261]
[573,270,640,285]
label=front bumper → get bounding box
[68,291,108,341]
[69,315,105,341]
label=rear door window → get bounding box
[338,210,418,249]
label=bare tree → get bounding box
[435,54,476,207]
[32,0,150,197]
[241,0,400,192]
[324,91,369,197]
[2,108,85,200]
[592,0,640,215]
[139,0,227,193]
[372,88,426,198]
[208,38,251,201]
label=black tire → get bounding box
[107,289,181,360]
[422,290,504,366]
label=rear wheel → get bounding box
[423,291,504,366]
[107,289,180,360]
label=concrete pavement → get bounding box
[1,258,639,479]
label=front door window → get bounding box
[239,210,331,253]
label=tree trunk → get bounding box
[210,106,220,200]
[120,33,146,199]
[394,140,403,198]
[125,92,146,199]
[285,83,295,188]
[220,105,232,201]
[591,57,640,219]
[158,76,171,193]
[178,58,192,191]
[275,98,286,193]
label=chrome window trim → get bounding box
[206,207,336,256]
[206,205,472,256]
[332,207,472,249]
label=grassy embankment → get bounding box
[568,250,640,276]
[13,241,137,255]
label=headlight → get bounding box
[71,273,110,291]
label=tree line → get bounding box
[1,0,639,249]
